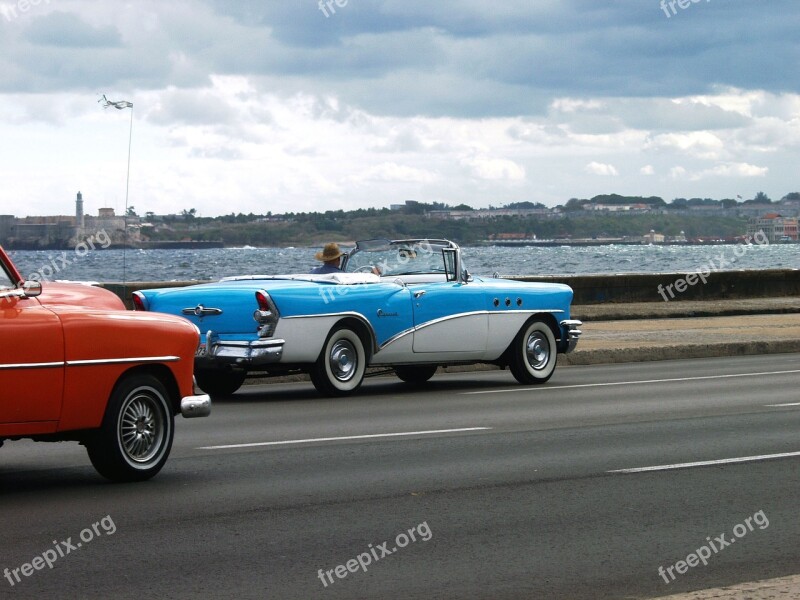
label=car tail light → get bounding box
[255,291,271,312]
[253,290,279,338]
[131,291,147,311]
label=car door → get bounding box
[0,293,65,424]
[410,281,488,355]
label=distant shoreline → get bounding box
[477,239,799,247]
[5,239,798,251]
[4,240,226,251]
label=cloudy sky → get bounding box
[1,0,798,218]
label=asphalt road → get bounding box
[2,354,800,599]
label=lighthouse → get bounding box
[75,191,85,236]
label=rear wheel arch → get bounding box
[334,316,376,363]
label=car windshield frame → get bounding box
[343,239,464,277]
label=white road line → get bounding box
[197,427,492,450]
[608,451,800,474]
[463,369,800,395]
[766,402,800,407]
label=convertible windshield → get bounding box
[345,240,464,277]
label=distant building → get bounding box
[583,203,652,213]
[0,192,139,248]
[0,215,14,241]
[666,231,687,243]
[11,214,76,247]
[427,207,553,220]
[736,204,783,218]
[748,214,798,242]
[642,230,665,244]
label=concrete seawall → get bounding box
[510,268,800,304]
[102,268,800,307]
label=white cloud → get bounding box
[670,166,688,179]
[3,85,798,215]
[644,131,725,160]
[692,162,769,180]
[463,156,526,181]
[584,161,618,176]
[347,162,439,184]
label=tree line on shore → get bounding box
[136,193,794,246]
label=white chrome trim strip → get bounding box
[0,361,64,370]
[412,310,487,333]
[66,356,181,366]
[379,327,416,349]
[282,311,368,320]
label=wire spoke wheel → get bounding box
[86,374,175,482]
[119,394,165,463]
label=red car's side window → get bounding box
[0,264,14,291]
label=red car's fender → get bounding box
[56,308,200,431]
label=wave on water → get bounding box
[6,244,799,283]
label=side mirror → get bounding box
[22,280,42,298]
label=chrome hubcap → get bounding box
[329,340,357,382]
[120,393,164,462]
[525,331,550,370]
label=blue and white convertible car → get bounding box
[133,239,581,397]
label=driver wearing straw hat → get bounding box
[309,242,345,274]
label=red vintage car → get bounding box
[0,246,210,481]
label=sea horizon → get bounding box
[7,243,799,284]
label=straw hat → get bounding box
[314,242,344,262]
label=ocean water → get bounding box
[7,243,799,283]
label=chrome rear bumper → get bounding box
[196,330,285,367]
